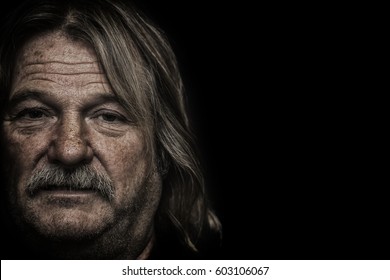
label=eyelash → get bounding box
[12,107,50,120]
[10,107,128,125]
[95,111,127,123]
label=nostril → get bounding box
[48,137,93,166]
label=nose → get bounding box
[48,116,93,167]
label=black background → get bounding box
[132,1,287,259]
[130,2,389,259]
[1,1,388,260]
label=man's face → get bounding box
[2,31,161,253]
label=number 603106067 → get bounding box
[215,266,270,276]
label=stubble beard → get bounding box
[5,164,162,259]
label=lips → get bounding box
[28,185,98,198]
[38,187,99,207]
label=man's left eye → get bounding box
[92,109,128,125]
[100,114,119,122]
[97,112,127,123]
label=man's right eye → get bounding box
[14,108,49,120]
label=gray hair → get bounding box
[0,0,221,253]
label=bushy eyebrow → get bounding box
[7,91,44,108]
[7,89,123,110]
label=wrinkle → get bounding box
[24,61,99,66]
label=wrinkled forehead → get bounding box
[16,31,102,72]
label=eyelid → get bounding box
[9,106,52,120]
[92,109,129,122]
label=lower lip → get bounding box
[37,190,99,204]
[38,190,98,202]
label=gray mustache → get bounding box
[26,165,114,200]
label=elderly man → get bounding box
[0,0,221,259]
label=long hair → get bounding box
[0,0,221,254]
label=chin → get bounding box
[23,204,115,241]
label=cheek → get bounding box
[94,132,148,186]
[97,134,155,208]
[112,148,146,190]
[2,129,36,206]
[4,128,48,170]
[2,127,51,200]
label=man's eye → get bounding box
[98,113,123,123]
[15,108,48,119]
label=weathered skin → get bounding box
[2,31,162,259]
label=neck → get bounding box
[136,235,155,259]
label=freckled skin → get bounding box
[2,31,162,259]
